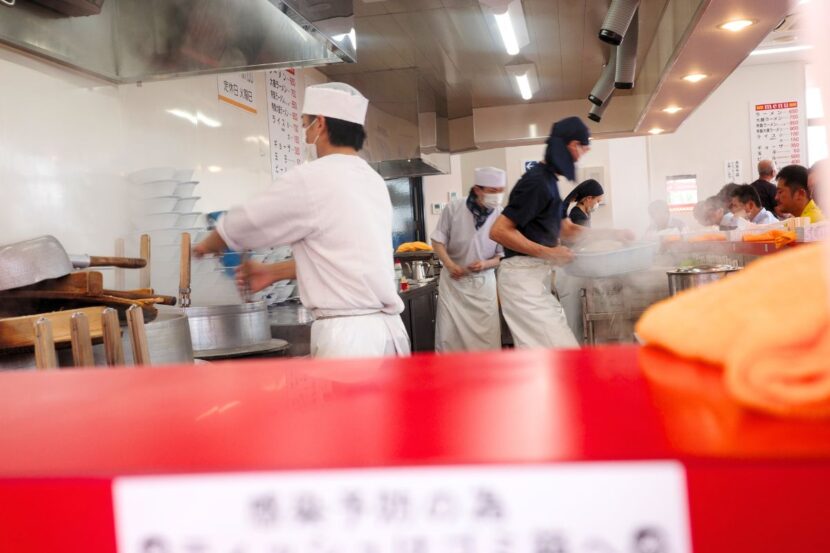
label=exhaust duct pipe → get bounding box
[615,9,639,89]
[588,47,617,106]
[599,0,639,46]
[588,93,612,122]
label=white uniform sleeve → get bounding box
[430,203,453,245]
[216,170,315,251]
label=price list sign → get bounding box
[114,462,691,553]
[749,100,803,168]
[267,69,302,179]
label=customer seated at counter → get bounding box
[715,183,749,230]
[645,199,686,235]
[776,164,824,223]
[808,160,826,210]
[729,184,778,225]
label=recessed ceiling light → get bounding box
[662,106,683,114]
[682,73,707,83]
[648,128,664,135]
[718,19,755,32]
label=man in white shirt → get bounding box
[729,184,778,225]
[431,167,506,352]
[194,83,410,358]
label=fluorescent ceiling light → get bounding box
[516,73,532,100]
[682,73,707,83]
[505,62,539,101]
[662,106,683,114]
[207,166,223,173]
[489,0,529,56]
[648,127,664,135]
[718,19,755,32]
[494,11,519,55]
[750,44,813,56]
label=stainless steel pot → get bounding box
[0,308,193,370]
[184,301,272,354]
[667,265,740,296]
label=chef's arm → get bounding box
[561,220,634,246]
[431,240,455,270]
[193,229,227,257]
[480,256,502,270]
[264,259,297,281]
[489,215,553,257]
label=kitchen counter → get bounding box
[0,346,828,551]
[398,278,438,351]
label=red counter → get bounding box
[0,346,829,552]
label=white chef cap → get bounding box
[302,82,369,125]
[474,167,507,189]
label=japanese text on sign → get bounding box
[218,72,257,114]
[266,69,302,179]
[749,100,804,169]
[114,462,692,553]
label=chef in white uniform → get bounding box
[431,167,506,352]
[194,82,411,358]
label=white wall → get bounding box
[422,154,463,241]
[647,61,807,212]
[0,44,326,289]
[609,137,651,235]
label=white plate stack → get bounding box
[125,167,229,303]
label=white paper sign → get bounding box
[114,462,691,553]
[266,69,302,180]
[725,159,742,183]
[218,72,258,114]
[749,100,804,169]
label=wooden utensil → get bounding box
[179,232,191,308]
[33,317,58,370]
[126,305,150,365]
[139,234,151,290]
[0,307,106,351]
[70,312,95,368]
[101,307,124,367]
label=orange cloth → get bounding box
[636,243,830,418]
[742,230,797,248]
[688,233,727,242]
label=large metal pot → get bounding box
[0,308,193,370]
[184,301,272,355]
[667,265,740,296]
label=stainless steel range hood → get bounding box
[0,0,355,82]
[337,69,450,179]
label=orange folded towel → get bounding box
[636,243,830,418]
[742,230,797,248]
[688,233,727,242]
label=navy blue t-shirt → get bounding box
[501,163,564,258]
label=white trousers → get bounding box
[311,312,411,358]
[435,269,501,353]
[497,256,579,349]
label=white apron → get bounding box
[435,269,501,353]
[497,256,579,349]
[310,309,411,358]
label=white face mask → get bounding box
[589,202,600,213]
[302,118,321,163]
[482,192,504,209]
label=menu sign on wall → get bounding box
[749,100,804,169]
[114,462,692,553]
[218,72,258,114]
[266,69,302,180]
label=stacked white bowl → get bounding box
[126,167,231,304]
[125,168,299,307]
